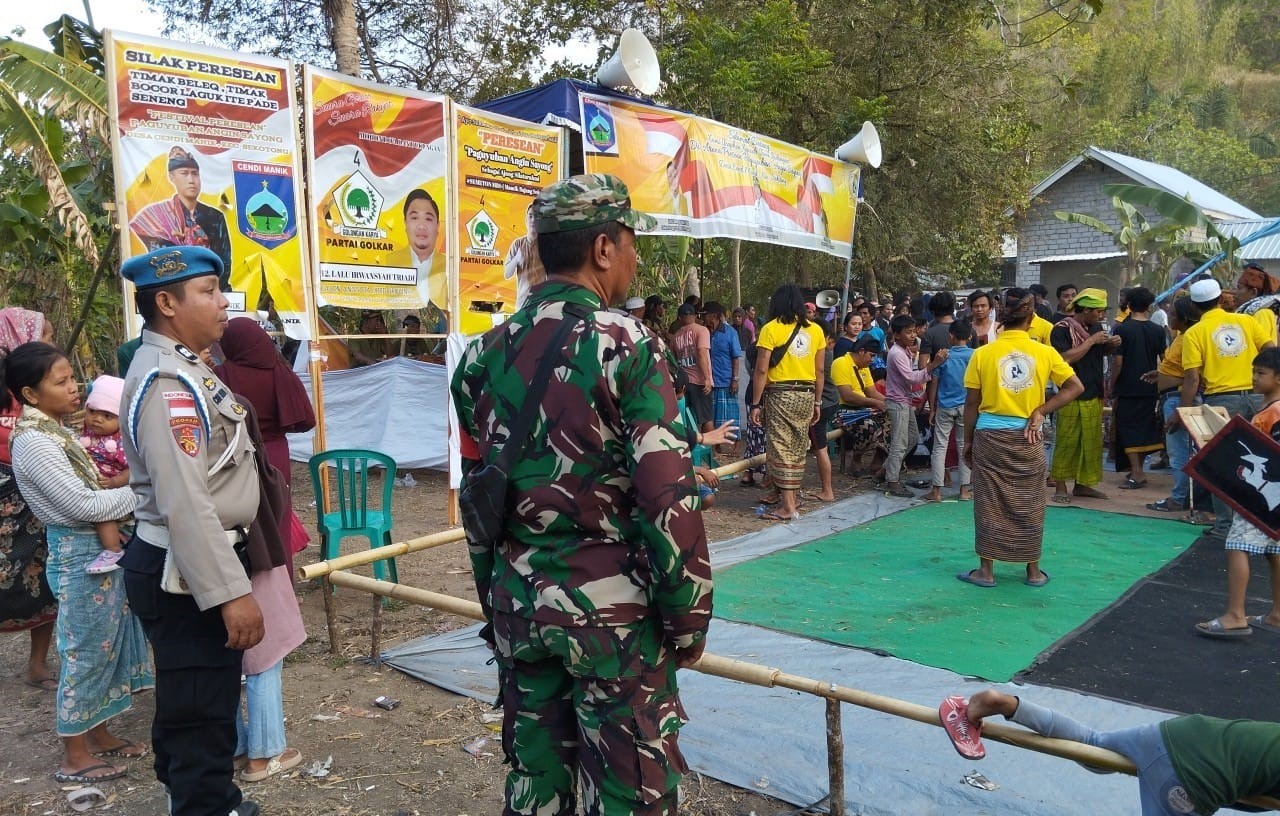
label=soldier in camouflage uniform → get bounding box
[451,174,713,816]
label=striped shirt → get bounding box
[11,431,136,527]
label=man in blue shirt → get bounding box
[926,320,975,501]
[857,302,888,374]
[704,302,743,450]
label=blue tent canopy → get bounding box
[473,78,686,132]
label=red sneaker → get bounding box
[939,695,986,759]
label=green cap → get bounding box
[533,173,658,235]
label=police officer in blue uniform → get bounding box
[119,246,263,816]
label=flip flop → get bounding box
[759,511,797,522]
[1051,494,1071,504]
[1025,570,1051,587]
[956,570,996,588]
[1194,618,1252,639]
[53,763,127,784]
[66,786,107,813]
[1247,615,1280,635]
[23,676,57,691]
[92,739,149,759]
[938,695,986,759]
[759,494,781,507]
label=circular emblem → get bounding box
[789,330,813,357]
[1165,785,1196,814]
[1212,323,1246,358]
[998,351,1035,393]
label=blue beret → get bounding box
[121,247,224,290]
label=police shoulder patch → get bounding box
[165,391,202,457]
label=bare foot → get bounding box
[924,489,942,502]
[1072,485,1109,500]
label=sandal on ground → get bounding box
[53,763,126,784]
[240,748,303,783]
[759,511,798,522]
[66,786,107,813]
[938,696,986,759]
[1051,494,1071,504]
[1119,477,1148,490]
[759,494,781,506]
[1248,615,1280,634]
[956,570,996,588]
[1024,570,1051,587]
[23,676,57,691]
[1194,618,1252,639]
[1146,498,1186,512]
[92,739,149,759]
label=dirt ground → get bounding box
[0,452,1179,815]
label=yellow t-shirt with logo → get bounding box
[1254,308,1278,347]
[830,354,877,404]
[757,318,826,383]
[1180,307,1270,394]
[1027,314,1054,344]
[963,329,1075,418]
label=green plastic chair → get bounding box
[308,449,399,585]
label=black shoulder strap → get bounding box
[769,320,805,368]
[493,302,593,472]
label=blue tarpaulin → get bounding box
[473,78,684,131]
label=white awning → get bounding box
[1029,251,1124,264]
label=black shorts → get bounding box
[809,405,838,450]
[685,384,713,427]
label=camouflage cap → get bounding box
[533,173,657,235]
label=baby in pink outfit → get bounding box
[79,375,130,575]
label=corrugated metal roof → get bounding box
[1027,147,1262,222]
[1217,218,1280,262]
[1030,251,1124,264]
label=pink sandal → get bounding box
[939,695,985,759]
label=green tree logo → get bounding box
[346,188,371,219]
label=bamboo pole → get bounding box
[297,436,813,580]
[322,570,1136,773]
[825,698,845,816]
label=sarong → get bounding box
[834,408,889,454]
[712,386,741,428]
[1050,398,1103,486]
[764,388,814,491]
[45,523,154,735]
[1113,395,1163,464]
[0,463,55,632]
[973,428,1045,563]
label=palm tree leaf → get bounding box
[1054,210,1114,234]
[0,38,106,140]
[0,82,100,267]
[1100,183,1224,239]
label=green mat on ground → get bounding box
[713,503,1199,681]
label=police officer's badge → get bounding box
[164,390,202,457]
[231,403,245,415]
[202,377,216,390]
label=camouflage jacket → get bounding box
[451,280,712,649]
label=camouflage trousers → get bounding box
[492,612,688,816]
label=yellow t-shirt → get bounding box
[963,329,1075,419]
[757,318,826,383]
[1027,314,1054,345]
[1157,332,1184,379]
[1254,307,1278,347]
[1180,307,1270,394]
[830,355,876,404]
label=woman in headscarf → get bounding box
[0,307,58,690]
[748,285,826,522]
[214,317,316,487]
[958,289,1083,588]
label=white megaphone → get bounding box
[815,290,841,309]
[596,29,660,96]
[835,121,882,168]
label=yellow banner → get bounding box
[453,105,563,335]
[105,31,312,339]
[580,93,859,258]
[303,67,451,311]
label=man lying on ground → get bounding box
[939,690,1280,815]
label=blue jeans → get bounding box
[1011,701,1194,815]
[235,661,286,760]
[1201,391,1262,536]
[1160,393,1197,505]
